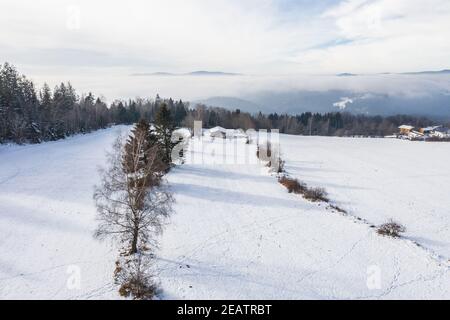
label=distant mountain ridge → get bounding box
[401,69,450,75]
[131,71,242,77]
[131,69,450,77]
[196,90,450,120]
[188,71,241,76]
[335,69,450,76]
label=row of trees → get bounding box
[94,113,179,299]
[184,105,439,137]
[0,63,188,144]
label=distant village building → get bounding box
[397,124,449,140]
[432,126,450,138]
[398,125,415,135]
[209,126,227,138]
[208,126,249,139]
[420,126,441,135]
[407,130,424,140]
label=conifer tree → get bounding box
[154,103,178,166]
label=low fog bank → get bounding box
[27,68,450,119]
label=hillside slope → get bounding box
[0,127,130,299]
[0,129,448,299]
[157,136,449,299]
[280,135,450,260]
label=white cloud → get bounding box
[306,0,450,73]
[1,0,450,100]
[0,0,335,74]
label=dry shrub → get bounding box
[115,253,159,300]
[377,220,406,238]
[303,187,329,202]
[279,176,329,203]
[118,276,158,300]
[278,176,307,194]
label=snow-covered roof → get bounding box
[209,126,227,133]
[422,125,441,132]
[399,125,414,130]
[173,128,191,138]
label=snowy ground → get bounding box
[0,127,130,299]
[1,129,449,299]
[280,135,450,260]
[157,135,449,299]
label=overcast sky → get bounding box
[2,0,450,74]
[1,0,450,100]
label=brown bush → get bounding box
[377,220,406,238]
[279,176,329,203]
[278,176,307,194]
[118,277,158,300]
[304,187,329,202]
[115,253,159,300]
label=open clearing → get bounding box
[157,135,450,299]
[1,129,449,299]
[280,135,450,259]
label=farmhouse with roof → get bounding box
[397,124,450,140]
[398,125,415,135]
[208,126,227,138]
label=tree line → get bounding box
[1,62,445,144]
[184,105,442,137]
[94,109,179,299]
[0,63,188,144]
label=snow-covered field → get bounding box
[158,135,449,299]
[280,135,450,260]
[0,127,129,299]
[1,128,449,299]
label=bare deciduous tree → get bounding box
[94,129,173,255]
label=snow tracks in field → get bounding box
[157,137,450,299]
